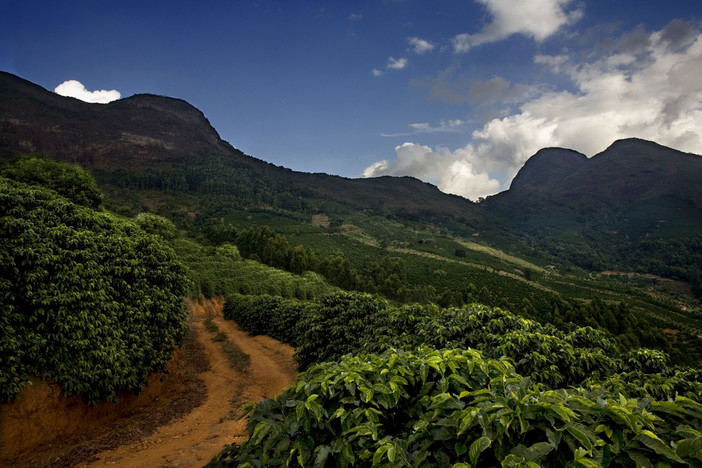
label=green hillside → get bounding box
[2,72,702,466]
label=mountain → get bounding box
[2,71,702,278]
[0,72,231,169]
[484,138,702,281]
[508,147,588,192]
[486,138,702,235]
[0,71,484,226]
[513,139,702,207]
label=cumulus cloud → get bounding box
[387,56,408,69]
[372,68,384,77]
[408,37,434,54]
[362,142,501,200]
[453,0,582,52]
[493,19,702,164]
[54,80,121,104]
[365,20,702,199]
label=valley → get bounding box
[1,72,702,466]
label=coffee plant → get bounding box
[0,177,189,404]
[209,347,702,467]
[221,292,690,395]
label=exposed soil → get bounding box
[0,297,298,467]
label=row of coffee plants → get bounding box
[0,172,189,404]
[167,237,335,300]
[209,346,702,467]
[223,292,701,394]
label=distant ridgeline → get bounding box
[1,71,701,360]
[2,71,701,287]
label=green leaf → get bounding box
[373,444,389,465]
[676,435,702,458]
[628,450,654,468]
[342,440,355,464]
[551,403,576,423]
[296,401,306,421]
[455,442,468,456]
[251,421,270,444]
[501,454,521,468]
[458,410,477,435]
[566,423,594,452]
[388,445,397,463]
[469,436,491,466]
[420,363,428,383]
[594,424,613,440]
[636,430,686,464]
[524,442,554,462]
[313,445,331,468]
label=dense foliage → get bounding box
[225,226,678,359]
[209,347,702,467]
[171,238,335,300]
[223,292,701,396]
[1,154,103,209]
[101,151,307,211]
[0,177,189,404]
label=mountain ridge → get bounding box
[0,72,486,226]
[2,71,702,244]
[491,137,702,210]
[0,72,231,169]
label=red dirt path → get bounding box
[0,297,298,467]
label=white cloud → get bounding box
[54,80,121,104]
[534,54,569,72]
[387,56,408,69]
[372,68,384,77]
[408,37,434,54]
[486,20,702,167]
[363,142,500,200]
[453,0,582,52]
[362,160,389,177]
[365,21,702,199]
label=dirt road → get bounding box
[82,299,298,467]
[2,297,298,467]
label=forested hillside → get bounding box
[2,73,702,466]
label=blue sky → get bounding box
[2,1,701,199]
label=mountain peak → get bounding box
[0,72,231,169]
[509,147,587,191]
[596,137,670,157]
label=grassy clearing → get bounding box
[457,239,547,273]
[221,341,250,373]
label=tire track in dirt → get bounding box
[80,298,297,467]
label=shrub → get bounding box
[210,347,702,467]
[0,177,188,404]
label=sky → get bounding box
[1,0,701,200]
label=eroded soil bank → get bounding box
[0,297,297,467]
